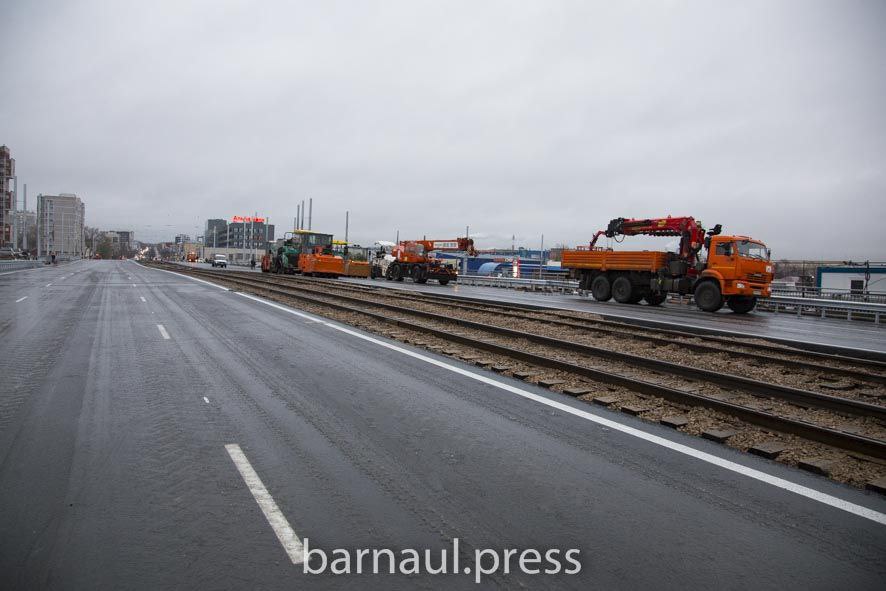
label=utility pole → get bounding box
[296,206,300,231]
[308,198,312,230]
[251,212,256,264]
[345,210,349,243]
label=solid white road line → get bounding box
[15,296,28,303]
[225,444,304,564]
[140,296,147,302]
[232,289,886,526]
[203,396,210,404]
[144,264,230,290]
[237,292,324,322]
[157,324,170,339]
[46,283,52,287]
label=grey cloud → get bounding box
[1,0,884,259]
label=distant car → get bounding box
[93,254,102,259]
[211,254,228,268]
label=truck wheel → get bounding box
[411,266,423,283]
[612,276,635,304]
[644,292,667,306]
[694,281,724,312]
[591,275,612,302]
[727,296,757,314]
[390,264,403,281]
[438,279,449,286]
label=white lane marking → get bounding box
[157,324,170,339]
[46,283,53,287]
[203,396,210,404]
[225,444,304,564]
[232,289,886,526]
[132,283,136,287]
[140,296,147,302]
[145,265,230,290]
[15,296,28,303]
[237,292,324,322]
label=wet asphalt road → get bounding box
[1,260,885,590]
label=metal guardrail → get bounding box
[0,260,43,272]
[459,275,578,292]
[758,295,884,324]
[771,286,886,304]
[457,275,885,323]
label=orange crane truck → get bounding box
[375,237,476,285]
[561,216,773,313]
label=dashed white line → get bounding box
[157,324,170,339]
[132,283,136,287]
[225,444,304,564]
[140,296,147,302]
[46,283,53,287]
[15,296,28,303]
[203,396,210,404]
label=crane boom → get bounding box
[588,216,720,265]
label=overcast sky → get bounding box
[2,0,884,259]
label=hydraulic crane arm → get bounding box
[409,237,477,256]
[588,216,721,264]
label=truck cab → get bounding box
[211,254,227,268]
[696,235,773,312]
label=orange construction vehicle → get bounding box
[331,242,371,278]
[186,251,198,263]
[561,216,772,313]
[261,231,344,278]
[373,237,476,285]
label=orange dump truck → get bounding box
[561,216,773,313]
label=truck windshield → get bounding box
[736,240,768,260]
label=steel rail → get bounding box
[199,267,886,383]
[150,263,886,459]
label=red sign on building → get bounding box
[232,216,265,223]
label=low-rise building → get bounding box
[817,264,886,295]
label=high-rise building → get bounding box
[205,219,227,247]
[225,221,275,250]
[0,145,14,246]
[37,193,86,257]
[174,234,191,245]
[112,230,134,251]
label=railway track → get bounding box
[194,267,886,388]
[151,263,886,466]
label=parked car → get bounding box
[0,247,22,260]
[211,254,228,268]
